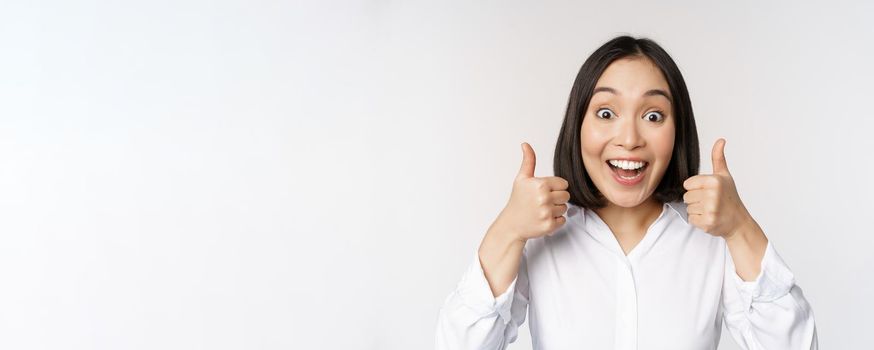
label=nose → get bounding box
[613,115,644,150]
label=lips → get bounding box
[606,160,648,177]
[606,160,647,185]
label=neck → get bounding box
[593,197,664,238]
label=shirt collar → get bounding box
[572,200,689,225]
[664,200,690,225]
[570,200,691,260]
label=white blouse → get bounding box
[435,200,817,350]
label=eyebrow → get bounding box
[592,86,672,102]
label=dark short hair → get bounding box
[553,35,700,209]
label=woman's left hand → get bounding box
[682,138,754,239]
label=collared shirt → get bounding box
[436,200,818,350]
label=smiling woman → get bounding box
[436,35,818,350]
[583,58,676,207]
[554,37,698,212]
[576,56,681,255]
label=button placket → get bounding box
[614,258,638,350]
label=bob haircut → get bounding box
[553,35,700,209]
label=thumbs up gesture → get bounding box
[682,138,754,239]
[492,142,571,242]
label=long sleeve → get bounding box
[721,240,818,349]
[435,246,530,350]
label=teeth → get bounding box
[608,159,646,170]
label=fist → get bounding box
[682,138,753,239]
[494,142,571,241]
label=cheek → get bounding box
[660,125,676,157]
[649,124,676,168]
[580,117,612,148]
[579,121,607,167]
[655,132,675,158]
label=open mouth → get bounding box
[606,160,648,180]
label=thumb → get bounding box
[711,138,730,175]
[518,142,536,178]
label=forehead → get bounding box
[592,57,671,101]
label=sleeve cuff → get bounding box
[455,247,518,325]
[731,240,796,306]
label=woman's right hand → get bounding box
[492,142,571,242]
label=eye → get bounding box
[644,110,665,122]
[595,108,616,120]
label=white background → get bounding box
[1,1,872,349]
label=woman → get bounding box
[435,36,817,349]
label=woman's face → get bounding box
[580,56,675,208]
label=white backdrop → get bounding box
[1,1,872,349]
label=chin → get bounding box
[602,190,652,208]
